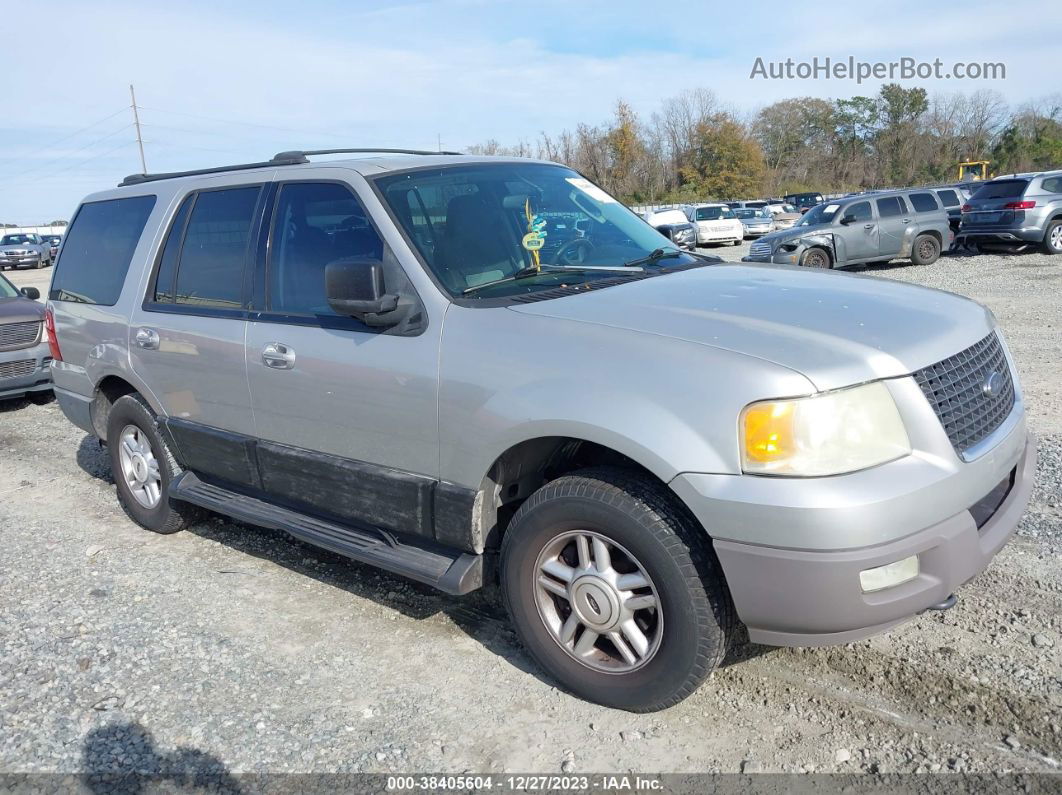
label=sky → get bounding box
[0,0,1058,223]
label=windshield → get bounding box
[1,234,35,245]
[796,202,840,226]
[694,206,733,220]
[970,180,1028,200]
[374,163,702,299]
[0,273,19,299]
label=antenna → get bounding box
[129,84,147,174]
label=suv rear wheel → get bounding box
[911,234,941,266]
[1043,220,1062,255]
[500,467,734,711]
[106,394,198,534]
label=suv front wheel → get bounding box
[501,467,734,711]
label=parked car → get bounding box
[921,185,972,235]
[0,233,52,270]
[642,209,697,251]
[783,191,825,214]
[766,202,801,231]
[0,272,52,401]
[743,188,951,269]
[955,170,1062,254]
[40,234,63,263]
[50,151,1032,711]
[733,207,775,238]
[726,200,769,211]
[683,203,744,246]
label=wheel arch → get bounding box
[90,373,162,442]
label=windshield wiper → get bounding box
[461,264,642,295]
[622,248,686,268]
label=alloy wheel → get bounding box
[118,424,162,509]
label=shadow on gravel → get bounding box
[82,721,240,794]
[77,434,113,483]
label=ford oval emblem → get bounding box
[982,371,1003,397]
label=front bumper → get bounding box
[1,255,41,268]
[697,227,742,244]
[742,251,801,265]
[709,434,1034,645]
[0,341,52,399]
[742,226,773,238]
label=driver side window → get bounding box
[268,182,383,316]
[845,202,872,222]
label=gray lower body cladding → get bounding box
[713,434,1035,646]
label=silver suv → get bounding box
[743,189,951,269]
[49,151,1034,711]
[955,170,1062,254]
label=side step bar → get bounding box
[170,472,483,595]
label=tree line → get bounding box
[468,85,1062,204]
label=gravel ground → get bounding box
[0,247,1060,781]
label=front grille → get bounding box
[0,358,36,380]
[0,321,41,351]
[749,240,772,257]
[913,332,1015,456]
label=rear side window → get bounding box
[876,196,906,218]
[49,195,156,304]
[149,186,260,310]
[908,192,940,212]
[971,180,1028,200]
[936,189,960,207]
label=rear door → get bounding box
[874,195,909,258]
[243,173,441,540]
[129,181,267,490]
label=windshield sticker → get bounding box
[823,204,840,214]
[565,177,616,204]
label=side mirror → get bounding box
[840,214,857,225]
[20,287,40,300]
[325,258,401,326]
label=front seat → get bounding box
[436,193,518,292]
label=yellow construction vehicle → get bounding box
[958,160,991,181]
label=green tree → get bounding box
[680,116,766,198]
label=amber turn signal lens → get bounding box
[742,401,794,463]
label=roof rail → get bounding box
[119,148,462,187]
[272,148,463,159]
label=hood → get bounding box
[755,223,829,247]
[0,296,44,323]
[508,264,994,391]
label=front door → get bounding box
[244,175,441,539]
[129,182,267,489]
[836,200,877,260]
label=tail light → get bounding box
[1003,200,1036,210]
[960,204,972,212]
[43,305,62,362]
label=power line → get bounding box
[0,106,130,170]
[0,123,134,185]
[0,141,137,190]
[138,105,354,141]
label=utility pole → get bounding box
[129,84,147,174]
[437,132,441,153]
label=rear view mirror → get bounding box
[20,287,40,300]
[325,258,400,325]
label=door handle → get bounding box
[134,327,160,350]
[262,342,296,369]
[864,223,875,230]
[902,218,911,224]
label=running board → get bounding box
[169,472,483,594]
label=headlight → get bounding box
[740,381,910,476]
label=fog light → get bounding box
[859,555,919,593]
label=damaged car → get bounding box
[743,189,950,269]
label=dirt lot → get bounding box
[0,246,1060,779]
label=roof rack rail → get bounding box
[272,148,463,159]
[119,148,462,187]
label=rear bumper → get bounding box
[711,434,1035,646]
[955,226,1044,244]
[54,384,95,434]
[0,343,52,399]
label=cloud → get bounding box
[0,0,1055,221]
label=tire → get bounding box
[500,467,735,712]
[106,393,198,534]
[1042,220,1062,256]
[800,247,831,269]
[911,234,941,266]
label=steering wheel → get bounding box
[550,237,594,265]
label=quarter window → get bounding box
[908,192,939,212]
[936,189,960,207]
[1042,177,1062,194]
[876,196,906,218]
[267,182,384,316]
[49,195,156,305]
